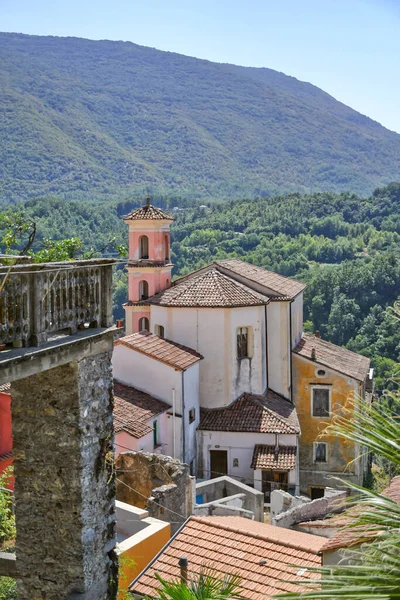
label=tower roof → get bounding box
[123,197,174,221]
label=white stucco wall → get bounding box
[291,293,303,348]
[199,430,297,484]
[267,301,291,399]
[112,344,200,464]
[150,304,266,409]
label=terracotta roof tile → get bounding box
[123,203,173,221]
[199,390,300,434]
[293,333,370,382]
[0,382,10,393]
[0,452,13,462]
[148,268,269,308]
[251,445,297,470]
[130,516,324,600]
[115,332,202,371]
[215,259,306,299]
[113,380,170,439]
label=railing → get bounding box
[0,259,115,348]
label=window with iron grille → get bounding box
[312,386,330,417]
[237,327,249,359]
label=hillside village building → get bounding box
[113,198,373,499]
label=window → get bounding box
[312,386,331,417]
[138,317,149,332]
[316,369,326,377]
[237,327,249,359]
[139,280,149,300]
[314,442,327,463]
[189,408,196,424]
[155,324,165,338]
[232,458,239,468]
[153,420,158,446]
[139,235,149,259]
[164,235,169,261]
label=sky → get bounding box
[2,0,400,133]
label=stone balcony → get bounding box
[0,258,115,348]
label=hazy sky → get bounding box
[2,0,400,133]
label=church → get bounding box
[112,198,373,500]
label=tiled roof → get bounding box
[123,203,173,221]
[113,380,170,439]
[0,382,10,393]
[293,333,370,382]
[0,452,13,462]
[148,268,269,308]
[321,476,400,552]
[115,331,202,371]
[198,390,300,434]
[215,259,306,298]
[130,516,324,600]
[251,445,297,470]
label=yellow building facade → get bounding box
[292,333,371,497]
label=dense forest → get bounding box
[2,183,399,393]
[1,32,400,202]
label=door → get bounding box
[210,450,228,478]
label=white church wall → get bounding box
[150,304,266,409]
[184,365,200,467]
[291,293,304,348]
[267,302,291,399]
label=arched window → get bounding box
[164,235,169,261]
[139,280,149,300]
[139,317,149,331]
[139,235,149,259]
[155,324,165,338]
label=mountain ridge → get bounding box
[1,31,400,202]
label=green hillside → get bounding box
[1,32,400,202]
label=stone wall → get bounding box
[11,349,117,600]
[115,452,195,534]
[271,488,347,529]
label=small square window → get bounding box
[189,408,196,424]
[312,387,330,417]
[314,442,327,463]
[233,458,239,468]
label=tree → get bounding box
[148,569,242,600]
[276,385,400,599]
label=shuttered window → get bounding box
[312,387,330,417]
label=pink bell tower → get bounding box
[123,197,174,335]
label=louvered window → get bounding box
[312,387,330,417]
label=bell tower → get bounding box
[123,197,174,334]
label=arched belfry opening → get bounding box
[139,235,149,259]
[164,235,169,261]
[139,280,149,300]
[139,316,150,332]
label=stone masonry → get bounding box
[11,350,117,600]
[115,452,195,534]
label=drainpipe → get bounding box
[172,388,176,459]
[289,300,294,403]
[264,303,269,390]
[181,372,186,463]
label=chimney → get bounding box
[146,195,151,207]
[179,557,188,584]
[314,330,320,339]
[311,347,316,361]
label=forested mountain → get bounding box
[3,184,399,391]
[1,32,400,202]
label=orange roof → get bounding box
[130,516,324,600]
[251,445,297,470]
[148,268,269,308]
[123,202,173,221]
[113,381,170,439]
[115,332,202,371]
[293,333,370,382]
[215,259,306,298]
[199,391,300,434]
